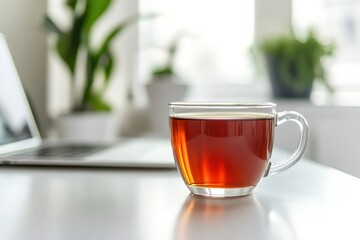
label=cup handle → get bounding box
[264,111,309,177]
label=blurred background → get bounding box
[1,0,360,177]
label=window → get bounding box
[139,0,255,84]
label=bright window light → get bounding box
[139,0,255,84]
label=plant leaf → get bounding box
[94,13,159,62]
[55,13,85,75]
[259,31,335,93]
[91,14,142,69]
[66,0,78,10]
[43,16,64,36]
[152,66,173,77]
[89,92,112,112]
[83,0,113,43]
[55,35,73,72]
[100,50,114,84]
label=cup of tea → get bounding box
[169,102,308,198]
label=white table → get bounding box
[0,151,360,240]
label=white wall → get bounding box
[0,0,48,135]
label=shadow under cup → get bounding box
[169,102,308,198]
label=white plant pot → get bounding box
[146,81,188,137]
[56,112,121,142]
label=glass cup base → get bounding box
[188,185,256,198]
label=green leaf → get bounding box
[96,25,125,60]
[152,66,173,77]
[80,51,96,110]
[259,30,335,92]
[93,13,157,64]
[55,12,85,75]
[56,33,79,74]
[83,0,113,43]
[94,16,136,61]
[99,50,114,84]
[43,16,64,36]
[66,0,78,10]
[89,92,112,112]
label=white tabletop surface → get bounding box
[0,150,360,240]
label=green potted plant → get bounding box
[150,37,178,81]
[146,35,188,136]
[259,30,335,98]
[44,0,141,140]
[44,0,140,112]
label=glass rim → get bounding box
[169,102,276,108]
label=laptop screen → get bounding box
[0,34,38,145]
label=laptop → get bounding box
[0,34,175,168]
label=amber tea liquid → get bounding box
[170,113,274,189]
